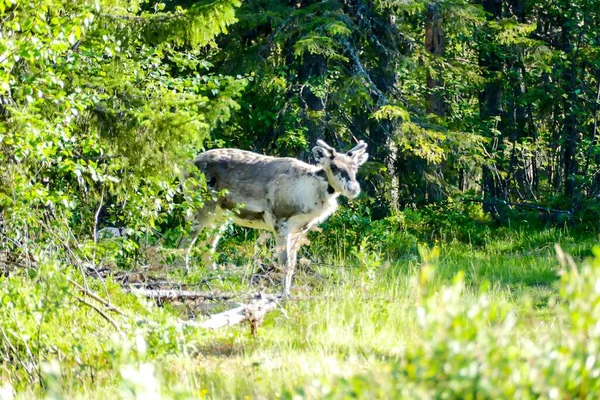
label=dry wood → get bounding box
[72,294,122,335]
[129,288,236,301]
[68,278,127,316]
[182,293,282,332]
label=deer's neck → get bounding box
[314,168,337,197]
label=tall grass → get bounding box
[1,228,599,399]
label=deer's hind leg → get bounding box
[181,200,225,274]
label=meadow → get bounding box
[2,214,599,399]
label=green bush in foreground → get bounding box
[0,259,191,398]
[298,246,600,399]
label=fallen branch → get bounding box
[184,293,282,333]
[72,294,122,335]
[68,278,127,317]
[129,288,236,301]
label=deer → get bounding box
[182,139,369,296]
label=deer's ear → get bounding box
[312,145,332,161]
[354,152,369,166]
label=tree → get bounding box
[0,0,245,259]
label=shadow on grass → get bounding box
[191,340,247,358]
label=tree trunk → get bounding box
[298,53,328,153]
[425,2,445,117]
[424,1,446,203]
[561,17,578,200]
[479,0,506,218]
[344,0,401,212]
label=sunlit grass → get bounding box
[4,228,599,399]
[150,232,578,398]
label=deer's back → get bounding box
[194,149,314,188]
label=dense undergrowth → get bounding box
[1,218,600,399]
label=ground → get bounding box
[2,227,598,399]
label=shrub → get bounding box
[296,245,600,399]
[0,257,190,395]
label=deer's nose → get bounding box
[346,182,361,199]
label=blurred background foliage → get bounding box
[2,0,600,263]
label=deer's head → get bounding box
[312,140,369,199]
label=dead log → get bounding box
[132,288,282,334]
[185,293,282,333]
[129,289,236,301]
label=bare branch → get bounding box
[341,39,389,107]
[72,295,122,334]
[68,279,127,317]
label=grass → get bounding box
[3,227,600,399]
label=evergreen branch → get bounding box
[342,0,396,56]
[341,38,389,106]
[259,15,296,57]
[100,12,182,23]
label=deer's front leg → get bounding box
[275,226,299,297]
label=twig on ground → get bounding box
[72,294,122,334]
[68,278,128,317]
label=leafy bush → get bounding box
[0,257,191,396]
[311,199,491,263]
[291,245,600,399]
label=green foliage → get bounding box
[0,0,245,266]
[371,105,411,122]
[0,1,245,392]
[268,243,600,399]
[1,225,599,398]
[0,258,190,395]
[312,199,491,260]
[2,0,600,397]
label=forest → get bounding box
[1,0,600,398]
